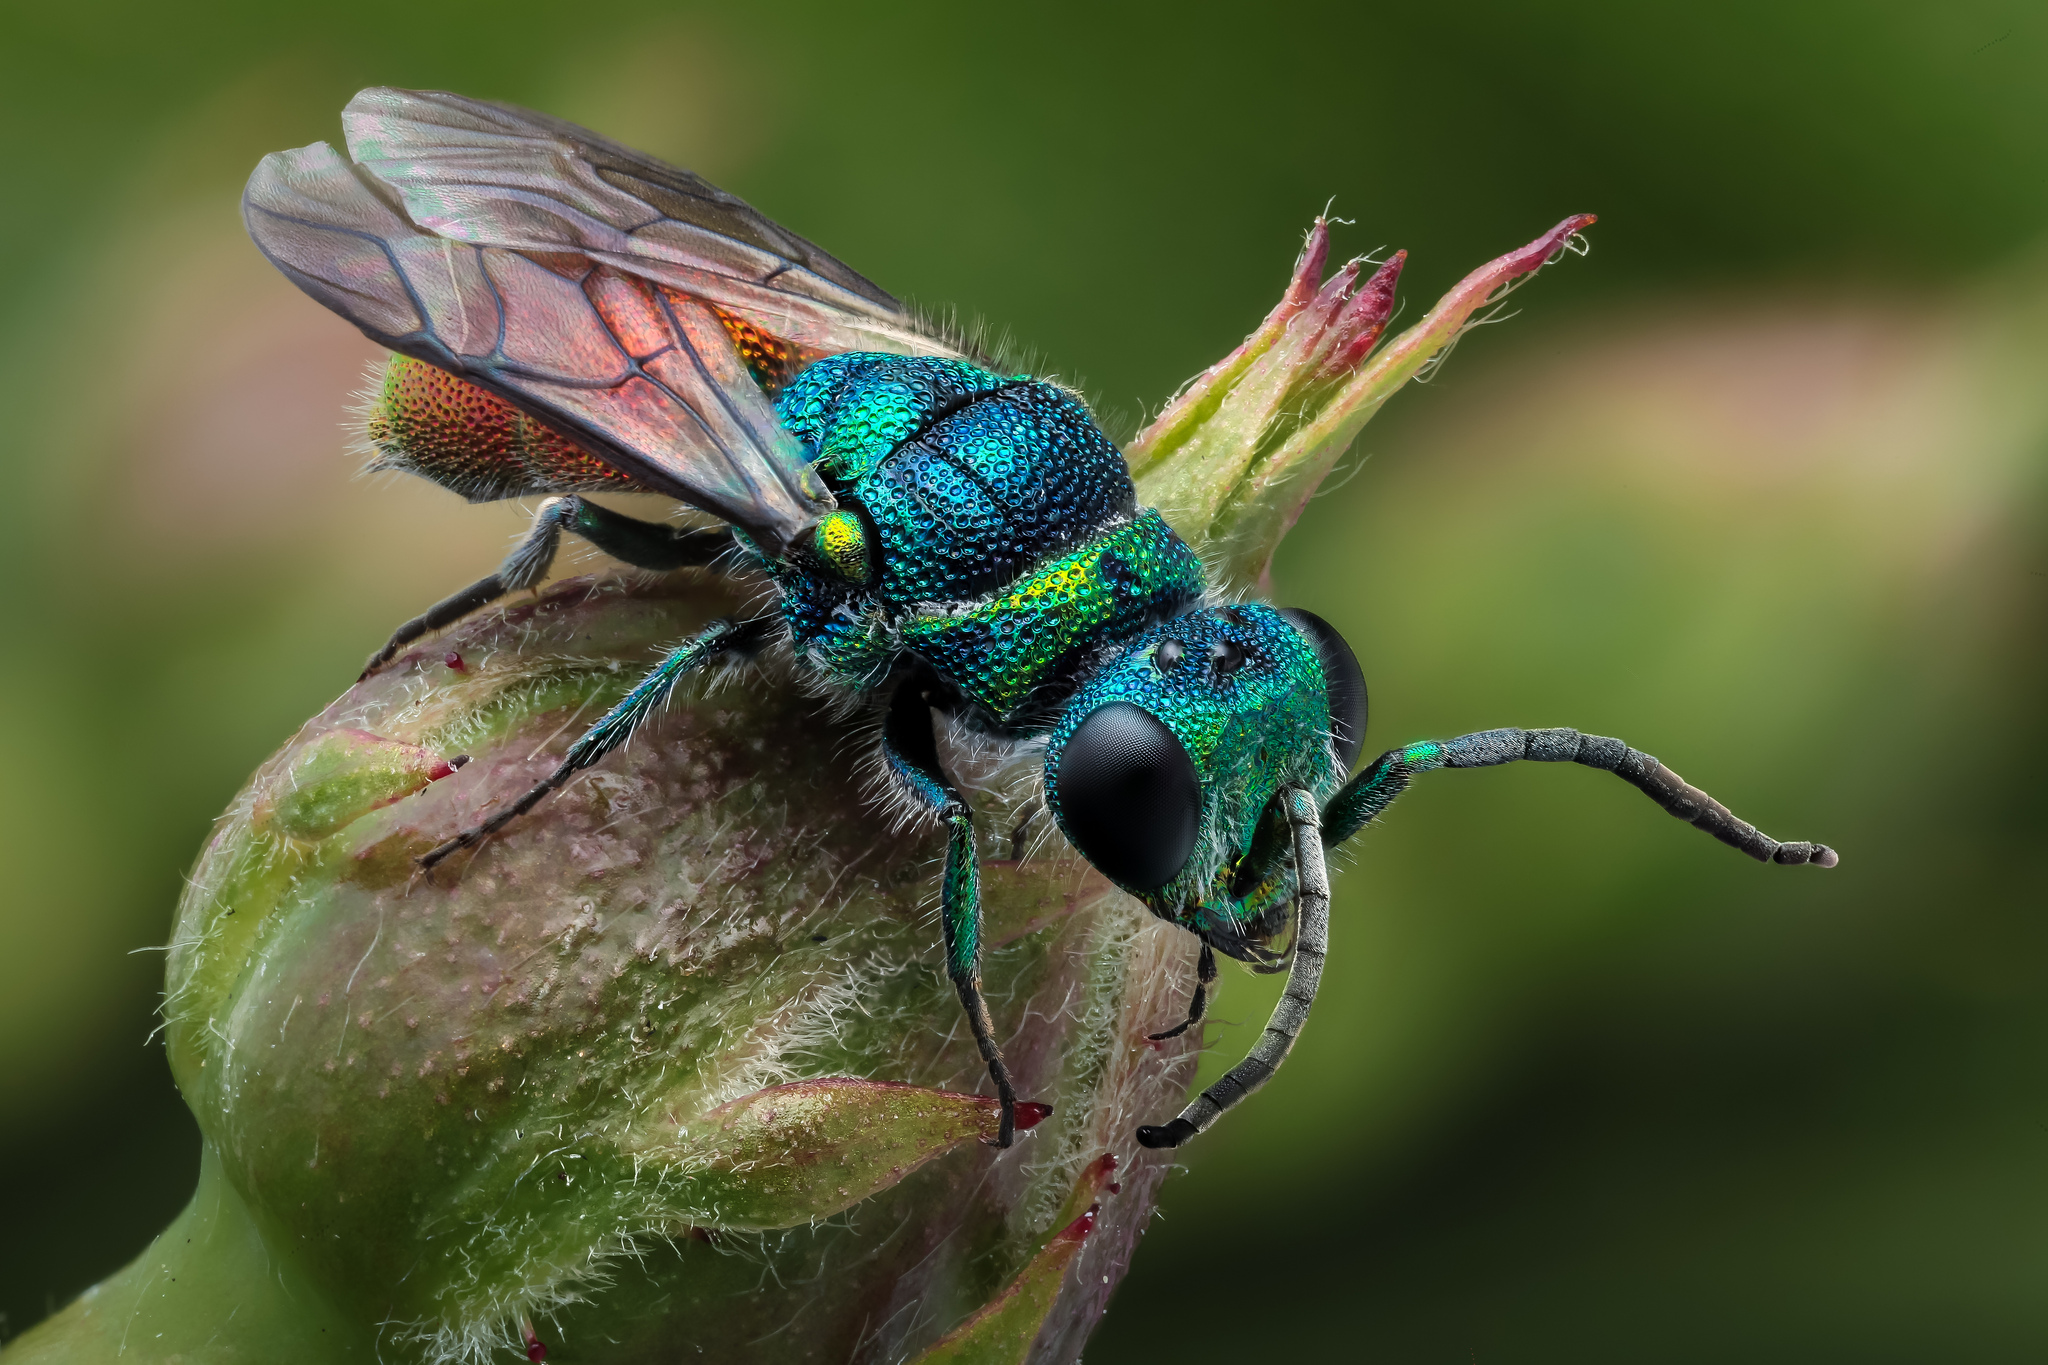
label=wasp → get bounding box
[245,89,1837,1150]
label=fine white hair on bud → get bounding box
[153,573,1199,1365]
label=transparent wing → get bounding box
[243,88,958,551]
[338,88,952,358]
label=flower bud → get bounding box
[1131,214,1597,590]
[28,575,1198,1365]
[21,212,1595,1365]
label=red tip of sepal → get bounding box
[1353,249,1406,321]
[1015,1101,1053,1131]
[1323,249,1407,377]
[1054,1203,1100,1245]
[1500,214,1598,281]
[1286,219,1333,313]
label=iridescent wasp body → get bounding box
[246,89,1836,1150]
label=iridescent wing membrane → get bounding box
[244,87,958,551]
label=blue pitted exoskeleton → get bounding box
[244,88,1839,1151]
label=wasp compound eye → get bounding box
[1280,608,1368,769]
[1056,702,1200,891]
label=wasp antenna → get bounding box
[1321,727,1838,867]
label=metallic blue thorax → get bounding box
[768,355,1206,728]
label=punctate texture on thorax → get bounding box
[777,356,1139,603]
[768,355,1206,724]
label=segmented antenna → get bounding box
[1325,727,1838,867]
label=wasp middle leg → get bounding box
[418,614,772,869]
[363,496,733,678]
[880,671,1040,1148]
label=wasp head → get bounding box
[1043,604,1366,956]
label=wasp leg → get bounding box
[1138,787,1328,1149]
[1148,941,1217,1042]
[362,496,733,677]
[881,676,1035,1149]
[1323,726,1839,866]
[417,615,771,870]
[1005,801,1039,863]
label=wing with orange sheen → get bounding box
[242,88,959,552]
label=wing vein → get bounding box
[244,87,974,550]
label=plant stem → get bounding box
[8,1146,367,1364]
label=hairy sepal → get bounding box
[1130,214,1596,590]
[118,574,1197,1365]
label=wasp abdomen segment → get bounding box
[364,354,645,503]
[705,303,827,397]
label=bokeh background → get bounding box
[3,0,2043,1357]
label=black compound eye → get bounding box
[1055,702,1201,891]
[1280,608,1369,770]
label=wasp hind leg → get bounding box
[362,496,733,678]
[417,615,772,871]
[880,674,1042,1149]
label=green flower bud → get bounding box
[22,576,1198,1364]
[14,213,1595,1365]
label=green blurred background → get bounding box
[2,0,2043,1356]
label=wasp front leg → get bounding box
[363,496,733,678]
[1148,941,1217,1042]
[880,674,1039,1148]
